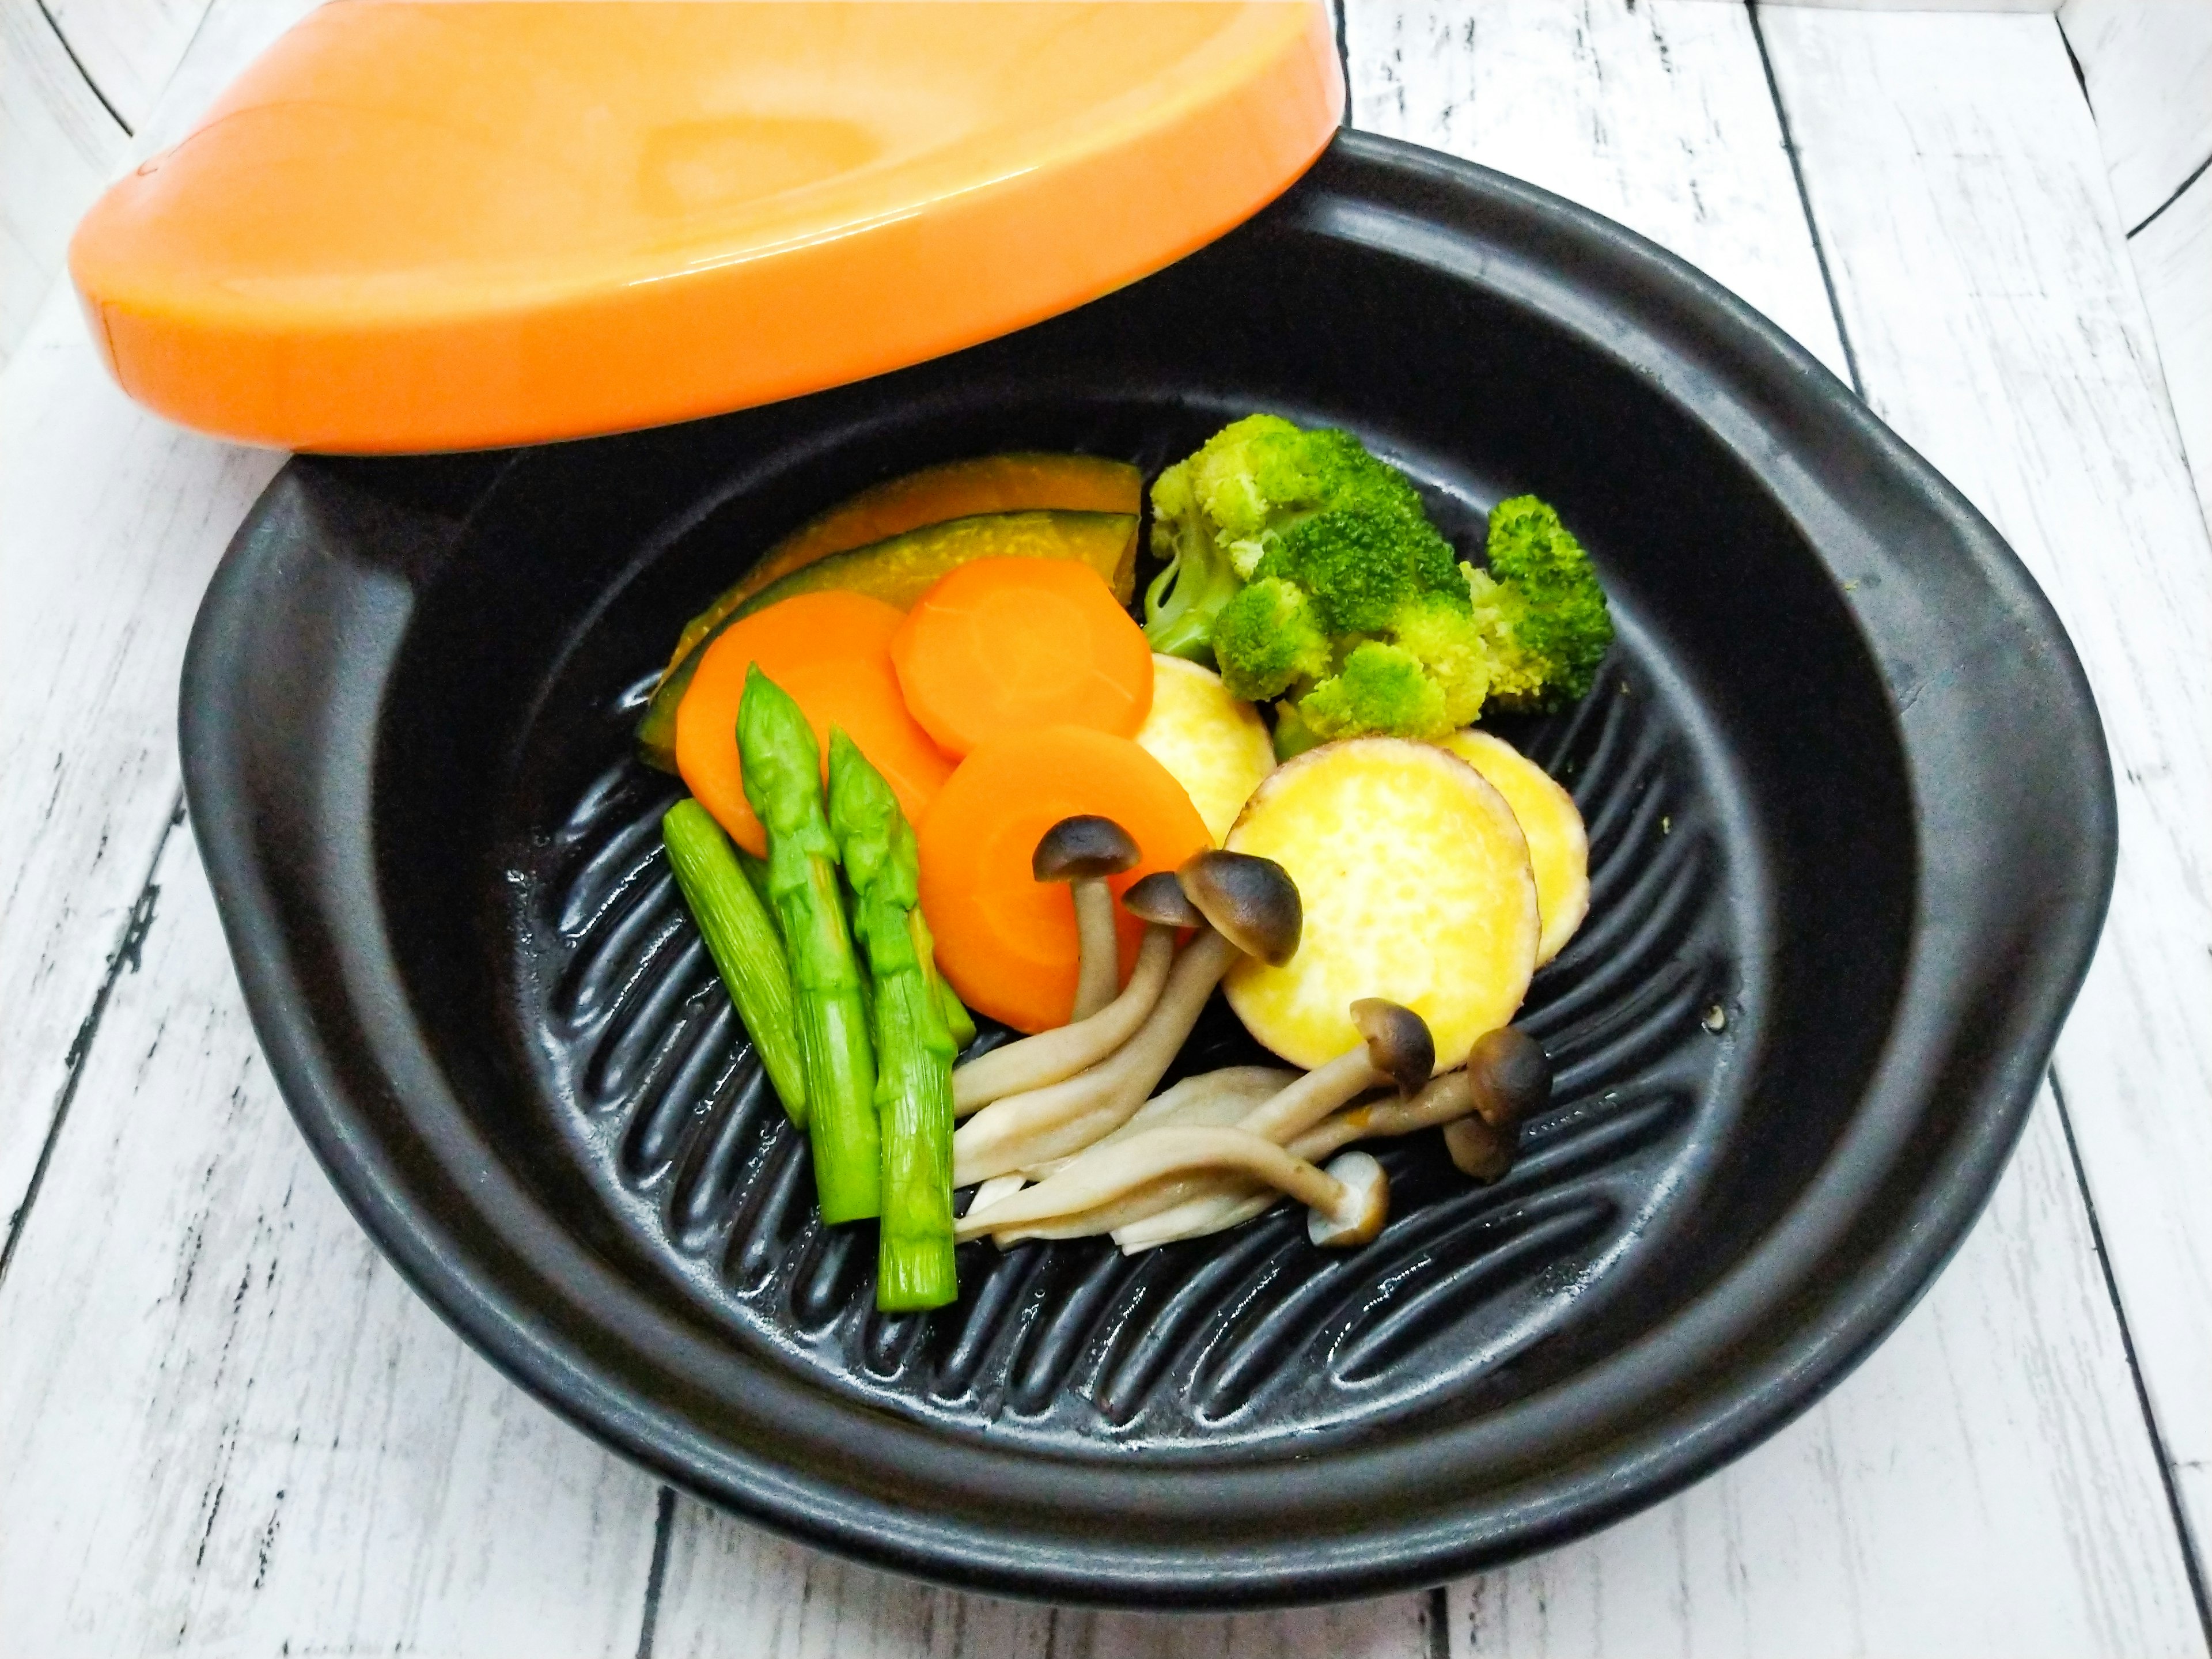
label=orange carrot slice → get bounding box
[891,558,1154,757]
[676,591,953,856]
[916,726,1210,1033]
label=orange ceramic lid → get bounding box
[69,1,1342,453]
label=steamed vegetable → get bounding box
[914,726,1210,1033]
[1468,497,1615,711]
[737,666,880,1223]
[661,799,809,1124]
[662,453,1141,678]
[1143,415,1614,745]
[827,731,957,1310]
[1438,728,1590,965]
[675,590,952,857]
[641,509,1138,769]
[1223,737,1539,1071]
[890,559,1154,756]
[1133,655,1275,844]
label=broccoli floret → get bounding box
[1143,414,1430,659]
[1211,576,1332,701]
[1474,496,1613,709]
[1297,642,1448,741]
[1148,416,1613,743]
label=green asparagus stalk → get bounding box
[737,668,880,1224]
[825,729,959,1311]
[661,800,808,1126]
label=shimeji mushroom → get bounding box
[949,926,1176,1115]
[953,1126,1389,1249]
[1443,1026,1551,1183]
[1110,1021,1457,1255]
[950,851,1302,1185]
[1031,815,1141,1020]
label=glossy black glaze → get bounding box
[180,132,2115,1605]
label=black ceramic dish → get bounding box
[181,132,2113,1605]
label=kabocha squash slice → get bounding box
[661,453,1143,680]
[639,509,1138,769]
[1224,737,1540,1071]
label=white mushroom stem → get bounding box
[964,1173,1028,1219]
[950,927,1175,1116]
[952,1126,1384,1247]
[1070,878,1121,1020]
[951,929,1238,1186]
[1114,1071,1480,1255]
[1021,1066,1296,1180]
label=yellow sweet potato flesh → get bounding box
[1438,729,1590,966]
[1134,656,1275,844]
[1225,738,1539,1071]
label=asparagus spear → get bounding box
[737,667,880,1223]
[826,730,959,1310]
[661,800,808,1126]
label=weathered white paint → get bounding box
[1765,0,2212,1571]
[0,0,125,365]
[0,283,282,1241]
[2060,0,2212,232]
[2130,173,2212,535]
[40,0,211,131]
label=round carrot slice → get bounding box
[890,558,1154,757]
[675,590,953,856]
[916,725,1210,1033]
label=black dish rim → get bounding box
[180,130,2116,1607]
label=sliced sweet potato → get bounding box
[1224,737,1539,1070]
[1438,729,1590,966]
[1134,655,1275,844]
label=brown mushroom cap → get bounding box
[1175,850,1302,965]
[1121,870,1204,929]
[1349,998,1436,1095]
[1033,815,1142,882]
[1465,1026,1551,1131]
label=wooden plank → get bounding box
[2130,174,2212,536]
[1346,0,1851,383]
[41,0,211,132]
[0,0,126,366]
[2060,0,2212,232]
[0,823,666,1654]
[1346,2,2210,1651]
[1762,1,2212,1570]
[652,1521,1436,1659]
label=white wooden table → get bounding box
[5,3,2210,1653]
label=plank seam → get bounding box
[30,0,132,136]
[1333,0,1351,126]
[1745,0,1869,399]
[0,792,180,1291]
[634,1486,676,1658]
[2049,1067,2212,1647]
[2128,154,2212,241]
[1427,1584,1450,1659]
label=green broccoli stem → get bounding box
[661,800,809,1126]
[737,668,880,1224]
[825,732,958,1310]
